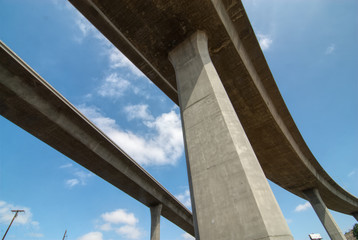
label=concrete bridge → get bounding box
[0,0,357,239]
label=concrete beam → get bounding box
[0,40,194,236]
[303,189,346,240]
[169,31,293,240]
[150,204,162,240]
[351,212,358,222]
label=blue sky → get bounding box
[0,0,357,240]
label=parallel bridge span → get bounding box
[0,41,194,235]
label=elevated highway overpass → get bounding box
[0,0,357,239]
[68,0,358,215]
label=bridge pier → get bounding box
[169,31,293,240]
[303,188,346,240]
[150,204,162,240]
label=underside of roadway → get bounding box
[69,0,358,215]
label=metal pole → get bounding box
[62,230,67,240]
[2,210,25,240]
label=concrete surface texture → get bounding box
[0,41,194,236]
[150,204,162,240]
[304,189,347,240]
[68,0,358,216]
[2,0,358,238]
[169,31,293,240]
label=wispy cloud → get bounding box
[71,10,105,44]
[54,2,100,43]
[61,166,93,189]
[75,171,93,184]
[108,46,144,77]
[56,0,149,101]
[55,0,144,80]
[28,233,44,238]
[175,190,192,209]
[75,16,94,38]
[71,9,143,78]
[348,170,355,177]
[96,72,151,100]
[124,104,154,121]
[50,0,73,10]
[59,163,73,169]
[66,179,80,188]
[77,232,103,240]
[257,34,273,51]
[294,201,311,212]
[78,105,184,166]
[97,73,130,98]
[325,44,335,55]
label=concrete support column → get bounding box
[352,212,358,222]
[169,31,293,240]
[150,204,162,240]
[303,188,346,240]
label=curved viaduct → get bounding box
[69,0,358,216]
[0,0,357,239]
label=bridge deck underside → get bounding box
[69,0,358,214]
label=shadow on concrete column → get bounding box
[169,30,293,240]
[150,204,162,240]
[352,212,358,222]
[303,188,346,240]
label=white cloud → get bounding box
[63,167,93,189]
[294,201,311,212]
[51,0,73,10]
[66,178,80,188]
[60,163,73,169]
[325,44,335,55]
[57,0,144,82]
[28,233,44,238]
[0,201,39,227]
[144,110,184,163]
[53,0,107,45]
[96,209,142,239]
[348,170,355,177]
[182,232,195,240]
[99,222,112,231]
[257,34,273,51]
[101,209,138,225]
[124,104,154,121]
[72,11,106,44]
[60,2,147,100]
[98,73,131,98]
[175,190,192,209]
[74,171,93,184]
[74,16,143,78]
[78,105,184,166]
[75,16,94,37]
[108,47,143,77]
[115,225,141,239]
[77,232,103,240]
